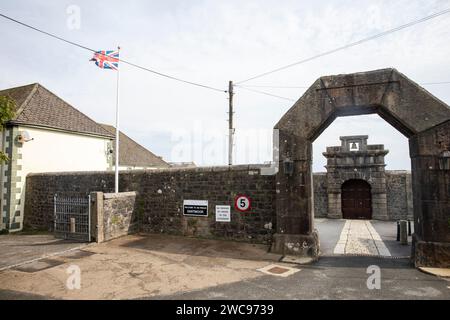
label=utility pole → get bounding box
[228,81,234,166]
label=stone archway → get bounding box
[271,68,450,268]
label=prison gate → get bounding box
[273,68,450,268]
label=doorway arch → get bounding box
[341,179,372,220]
[271,68,450,268]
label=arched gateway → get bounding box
[271,68,450,268]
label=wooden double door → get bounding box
[341,179,372,220]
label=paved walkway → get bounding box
[315,219,411,257]
[333,220,391,256]
[0,234,87,271]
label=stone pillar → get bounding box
[326,163,342,219]
[271,133,319,258]
[90,192,104,243]
[410,121,450,268]
[405,173,414,220]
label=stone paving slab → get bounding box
[333,220,391,256]
[257,264,300,277]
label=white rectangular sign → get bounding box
[215,205,231,222]
[183,200,208,217]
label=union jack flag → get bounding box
[90,50,119,70]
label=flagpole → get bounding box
[114,46,120,193]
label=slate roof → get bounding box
[0,83,113,138]
[100,124,169,168]
[168,162,197,168]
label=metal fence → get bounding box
[54,195,91,242]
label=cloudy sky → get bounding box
[1,0,449,171]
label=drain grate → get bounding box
[267,266,290,274]
[257,264,301,277]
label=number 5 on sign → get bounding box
[235,195,251,212]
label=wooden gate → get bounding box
[341,179,372,220]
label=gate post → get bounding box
[409,121,450,268]
[90,192,104,243]
[271,132,319,259]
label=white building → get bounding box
[0,83,115,232]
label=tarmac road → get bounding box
[155,256,450,300]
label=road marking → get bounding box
[333,220,350,254]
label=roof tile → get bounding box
[100,124,169,168]
[0,83,113,138]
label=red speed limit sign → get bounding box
[234,195,251,212]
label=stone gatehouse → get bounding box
[313,135,413,221]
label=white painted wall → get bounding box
[12,126,112,230]
[19,126,111,174]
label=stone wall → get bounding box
[92,192,139,242]
[24,166,413,245]
[24,165,276,244]
[138,167,276,243]
[313,173,328,218]
[24,172,114,230]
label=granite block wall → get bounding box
[101,191,139,242]
[24,165,276,244]
[386,171,413,220]
[24,166,413,246]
